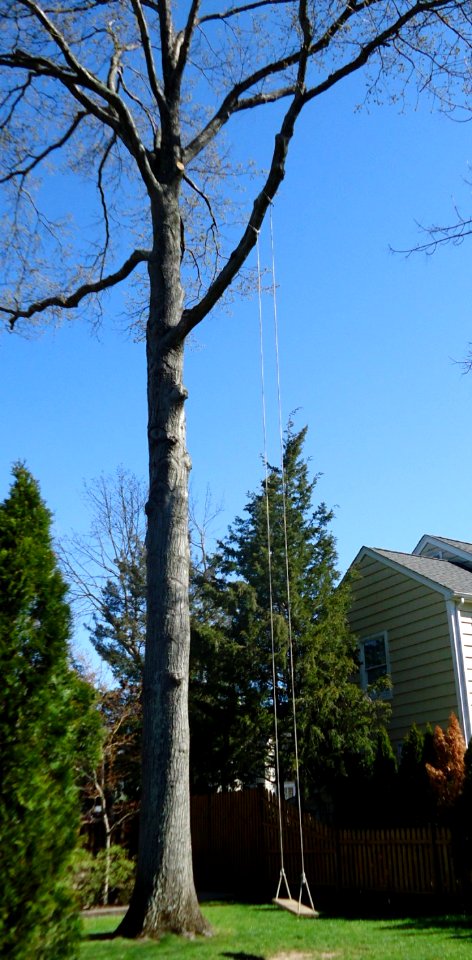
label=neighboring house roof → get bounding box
[425,536,472,553]
[413,535,472,569]
[357,546,472,598]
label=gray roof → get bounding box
[422,535,472,555]
[369,548,472,597]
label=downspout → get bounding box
[446,598,471,744]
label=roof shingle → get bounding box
[370,548,472,596]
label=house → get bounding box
[348,535,472,747]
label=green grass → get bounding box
[80,901,472,960]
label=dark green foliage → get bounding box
[367,727,398,823]
[396,723,433,822]
[190,577,272,790]
[71,845,135,908]
[89,544,146,687]
[399,723,425,782]
[0,465,101,960]
[191,424,388,801]
[373,726,397,781]
[333,726,398,825]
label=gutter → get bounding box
[446,598,472,744]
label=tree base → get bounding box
[115,892,212,940]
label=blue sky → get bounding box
[2,68,472,657]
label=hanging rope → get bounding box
[256,229,293,905]
[257,210,317,917]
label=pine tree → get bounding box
[192,424,388,800]
[89,544,146,688]
[0,465,101,960]
[190,575,272,791]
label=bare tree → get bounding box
[81,686,141,906]
[60,468,147,682]
[189,484,224,575]
[1,0,472,939]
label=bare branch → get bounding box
[235,85,298,110]
[174,0,201,81]
[171,93,306,346]
[0,6,159,190]
[393,211,472,256]
[0,72,33,127]
[0,110,87,184]
[151,0,176,88]
[96,134,117,278]
[1,249,151,329]
[183,0,371,162]
[197,0,297,26]
[183,171,218,234]
[129,0,167,115]
[169,0,472,344]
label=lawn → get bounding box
[80,901,472,960]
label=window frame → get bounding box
[359,630,391,697]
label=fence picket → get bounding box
[190,788,460,900]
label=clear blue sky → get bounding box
[2,69,472,657]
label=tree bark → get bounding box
[117,184,210,938]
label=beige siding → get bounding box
[349,554,458,745]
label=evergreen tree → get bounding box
[397,723,432,823]
[190,576,271,791]
[192,424,388,801]
[89,545,146,687]
[0,465,101,960]
[369,727,398,823]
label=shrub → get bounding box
[72,846,135,908]
[425,713,466,809]
[0,466,101,959]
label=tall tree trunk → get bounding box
[118,186,209,937]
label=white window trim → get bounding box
[359,630,392,698]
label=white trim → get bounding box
[446,599,472,744]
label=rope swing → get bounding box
[256,209,318,919]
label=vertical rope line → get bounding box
[269,206,308,895]
[256,230,286,886]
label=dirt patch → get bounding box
[271,952,339,960]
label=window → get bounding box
[359,632,391,695]
[284,782,296,800]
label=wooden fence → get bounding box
[191,788,461,901]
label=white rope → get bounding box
[268,207,315,911]
[256,229,290,900]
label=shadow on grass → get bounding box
[386,916,472,940]
[222,953,264,960]
[85,932,119,941]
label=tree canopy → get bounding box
[191,424,389,802]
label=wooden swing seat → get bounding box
[273,897,319,918]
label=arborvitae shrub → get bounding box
[0,465,101,959]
